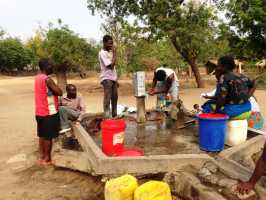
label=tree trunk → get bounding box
[56,71,67,92]
[188,59,204,88]
[188,66,192,78]
[170,37,204,88]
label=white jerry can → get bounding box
[226,119,248,146]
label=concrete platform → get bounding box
[53,123,213,175]
[52,121,266,199]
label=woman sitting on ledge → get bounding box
[202,55,255,119]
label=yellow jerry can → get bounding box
[134,181,172,200]
[105,174,138,200]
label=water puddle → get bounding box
[91,120,204,156]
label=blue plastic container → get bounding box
[198,113,229,152]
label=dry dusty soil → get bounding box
[0,75,265,200]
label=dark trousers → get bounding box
[101,80,118,118]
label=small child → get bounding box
[192,104,202,114]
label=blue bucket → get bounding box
[198,113,229,152]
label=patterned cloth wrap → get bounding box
[202,100,251,120]
[248,112,264,130]
[202,72,254,120]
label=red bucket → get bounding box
[119,148,144,157]
[101,119,126,156]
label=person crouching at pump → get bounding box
[148,66,179,110]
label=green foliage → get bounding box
[26,31,46,68]
[101,19,185,74]
[0,38,32,71]
[255,73,266,89]
[0,28,5,39]
[42,23,98,72]
[226,0,266,59]
[88,1,221,87]
[89,1,216,60]
[195,22,231,62]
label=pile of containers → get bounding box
[198,113,248,151]
[105,174,172,200]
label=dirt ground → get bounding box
[0,75,265,200]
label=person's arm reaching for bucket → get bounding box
[237,144,266,195]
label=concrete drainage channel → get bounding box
[52,120,266,200]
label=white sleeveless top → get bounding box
[156,67,177,81]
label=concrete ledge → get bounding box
[72,124,106,173]
[53,148,92,173]
[164,172,227,200]
[70,124,214,175]
[216,133,266,199]
[217,157,266,199]
[219,135,264,160]
[81,113,103,119]
[98,154,213,175]
[53,122,266,198]
[52,122,266,199]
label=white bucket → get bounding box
[226,120,248,146]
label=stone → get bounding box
[164,172,226,200]
[217,178,238,188]
[7,153,27,164]
[203,161,218,173]
[203,175,219,185]
[101,176,109,183]
[240,157,256,170]
[198,167,212,178]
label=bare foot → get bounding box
[36,159,45,166]
[41,160,53,166]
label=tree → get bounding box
[25,31,46,69]
[88,0,219,88]
[101,18,144,74]
[42,22,98,90]
[0,38,32,72]
[225,0,266,60]
[101,18,184,75]
[0,28,5,39]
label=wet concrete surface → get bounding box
[90,120,204,156]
